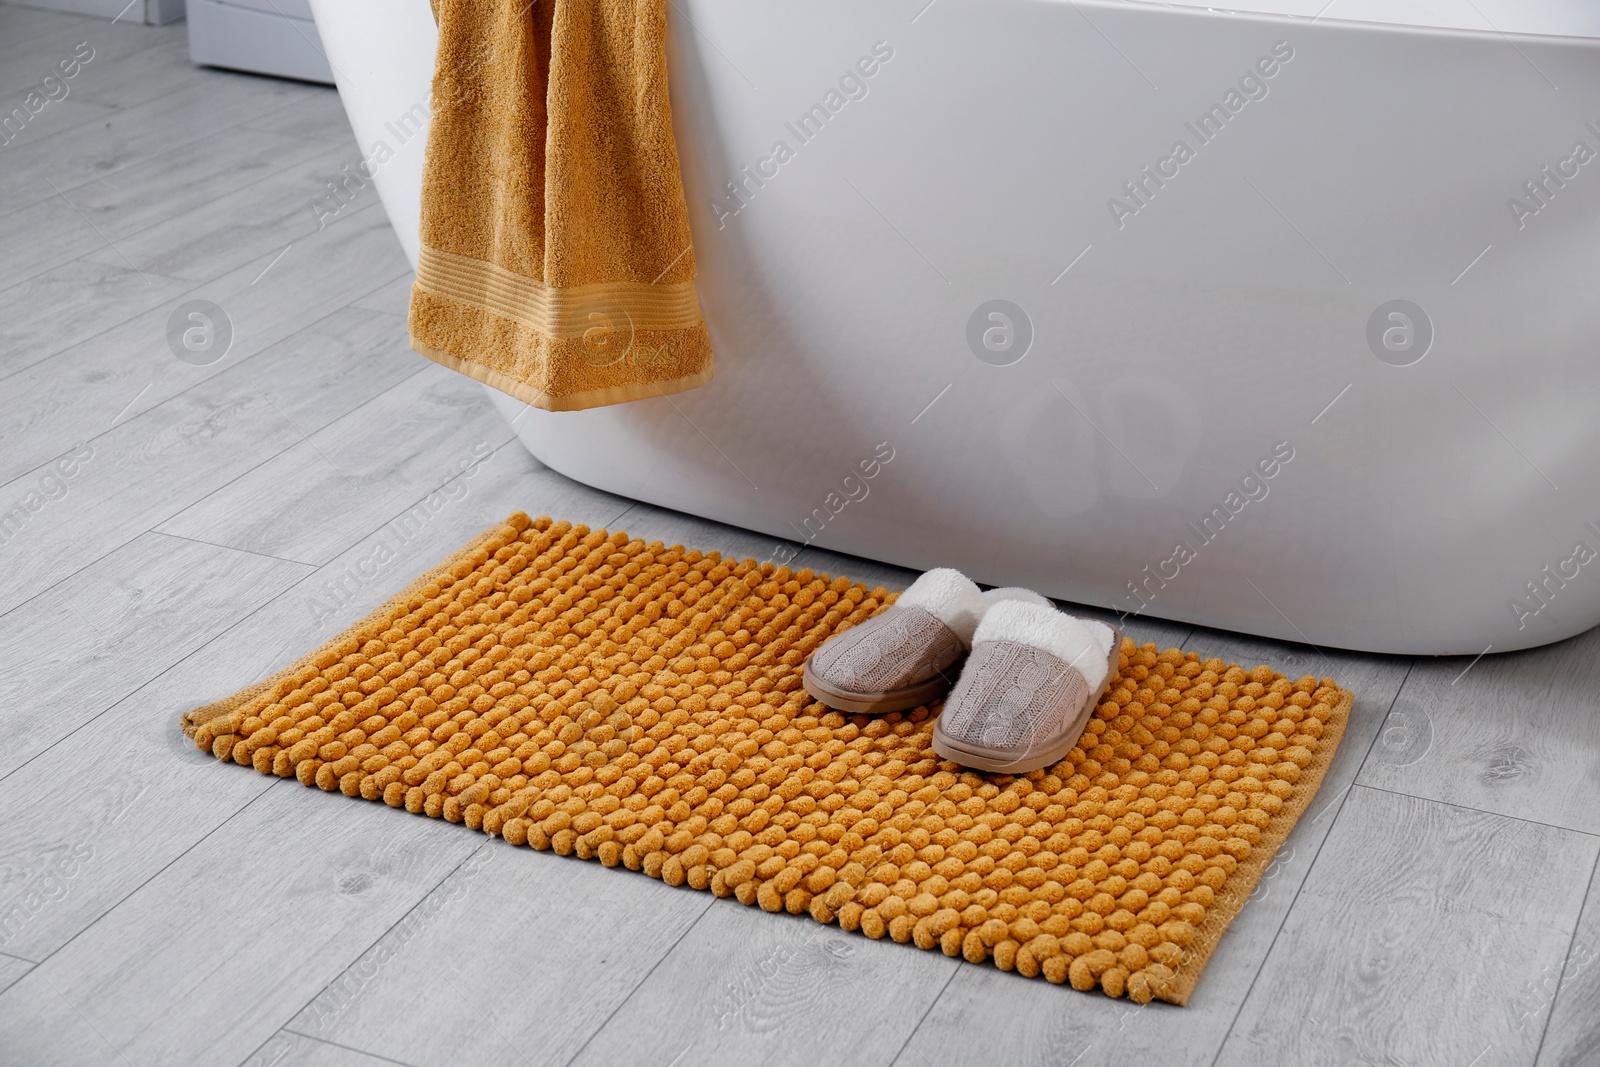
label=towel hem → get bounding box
[410,338,715,412]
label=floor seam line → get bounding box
[80,145,379,261]
[886,964,961,1067]
[1355,780,1600,839]
[0,261,187,385]
[0,567,317,788]
[0,65,259,219]
[14,780,281,974]
[0,194,389,391]
[1530,845,1600,1064]
[0,360,424,628]
[146,529,319,568]
[273,1031,424,1067]
[345,268,417,313]
[237,419,524,573]
[558,896,718,1067]
[268,839,496,1056]
[0,120,365,249]
[130,364,437,530]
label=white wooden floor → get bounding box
[1,9,1598,1066]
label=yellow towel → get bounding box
[409,0,713,411]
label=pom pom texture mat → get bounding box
[182,513,1352,1006]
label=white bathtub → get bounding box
[311,0,1600,655]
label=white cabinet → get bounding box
[187,0,333,84]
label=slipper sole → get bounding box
[802,660,955,716]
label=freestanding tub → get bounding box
[310,0,1600,655]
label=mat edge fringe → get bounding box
[1165,684,1352,1006]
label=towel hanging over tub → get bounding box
[409,0,713,410]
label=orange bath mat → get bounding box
[182,513,1351,1005]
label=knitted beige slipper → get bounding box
[932,600,1122,774]
[803,570,1047,715]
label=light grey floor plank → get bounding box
[0,96,114,149]
[0,25,198,121]
[348,272,414,319]
[0,196,113,291]
[240,87,359,147]
[0,782,482,1067]
[287,841,714,1067]
[1533,855,1600,1067]
[243,274,423,424]
[0,17,170,100]
[892,631,1409,1067]
[0,952,33,995]
[0,259,191,381]
[50,122,328,244]
[243,1031,417,1067]
[0,124,330,291]
[1358,626,1600,836]
[63,32,197,109]
[0,289,412,616]
[0,202,409,489]
[0,3,83,47]
[1220,787,1598,1067]
[572,898,957,1067]
[0,67,331,212]
[81,142,384,281]
[0,665,279,965]
[158,364,516,565]
[0,531,310,783]
[233,307,429,447]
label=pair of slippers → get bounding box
[803,569,1122,775]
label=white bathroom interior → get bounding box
[0,0,1597,1064]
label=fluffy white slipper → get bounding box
[895,568,989,647]
[803,567,981,715]
[981,586,1054,613]
[971,600,1117,690]
[933,600,1123,773]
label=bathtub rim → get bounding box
[1066,0,1600,42]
